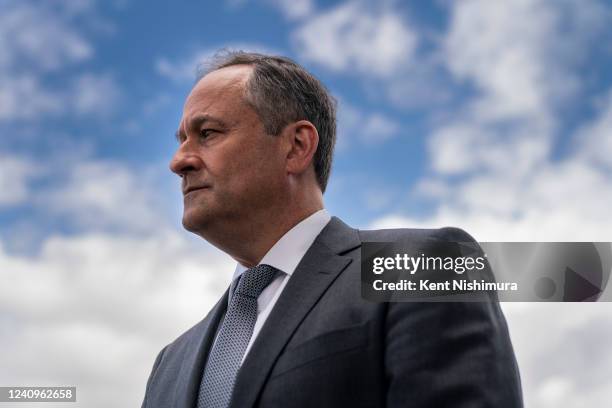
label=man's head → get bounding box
[198,52,337,191]
[170,51,337,246]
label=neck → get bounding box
[199,193,324,268]
[235,206,323,268]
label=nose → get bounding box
[169,142,203,177]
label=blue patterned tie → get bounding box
[197,264,278,408]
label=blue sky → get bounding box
[3,0,612,245]
[0,0,446,233]
[1,1,612,407]
[2,0,612,239]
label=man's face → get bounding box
[170,65,287,235]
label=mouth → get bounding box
[183,185,211,196]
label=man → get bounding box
[142,51,523,408]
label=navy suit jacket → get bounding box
[142,217,523,407]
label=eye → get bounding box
[199,129,216,140]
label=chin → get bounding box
[181,211,211,233]
[181,217,196,232]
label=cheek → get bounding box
[236,153,285,194]
[213,137,285,191]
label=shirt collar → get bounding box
[231,208,331,285]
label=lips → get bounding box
[183,185,211,195]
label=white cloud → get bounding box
[225,0,314,21]
[376,157,612,242]
[156,54,206,83]
[0,155,39,206]
[142,93,173,116]
[0,75,63,120]
[0,1,120,122]
[156,43,278,83]
[502,303,612,408]
[369,3,612,407]
[0,1,93,72]
[0,152,233,407]
[70,73,121,115]
[41,160,172,234]
[428,120,552,176]
[361,113,400,144]
[0,229,232,408]
[391,0,612,242]
[387,0,612,240]
[577,90,612,170]
[444,0,608,123]
[292,1,417,77]
[337,100,400,148]
[374,143,612,407]
[0,72,121,121]
[384,67,453,109]
[446,0,562,121]
[267,0,314,20]
[362,186,398,211]
[1,3,610,408]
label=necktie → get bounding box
[197,264,278,408]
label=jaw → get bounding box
[181,203,213,234]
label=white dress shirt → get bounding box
[228,209,331,363]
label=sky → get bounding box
[1,0,612,406]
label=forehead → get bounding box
[182,65,252,119]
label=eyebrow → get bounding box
[175,114,229,142]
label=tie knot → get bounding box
[235,264,278,299]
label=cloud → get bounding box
[292,1,417,77]
[369,3,612,407]
[286,1,455,112]
[361,113,401,143]
[372,2,612,241]
[502,303,612,408]
[0,231,229,337]
[0,229,233,408]
[38,159,172,234]
[384,65,454,109]
[0,1,120,122]
[0,155,39,206]
[1,2,610,408]
[0,1,93,72]
[156,43,279,83]
[156,53,209,84]
[266,0,314,20]
[225,0,314,20]
[0,75,64,120]
[427,120,552,176]
[374,143,612,407]
[0,147,176,241]
[576,90,612,170]
[444,0,609,123]
[70,73,122,115]
[337,100,400,148]
[0,151,233,407]
[375,0,612,240]
[376,154,612,242]
[0,72,121,121]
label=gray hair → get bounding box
[196,50,337,193]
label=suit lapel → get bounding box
[175,289,228,408]
[229,217,361,408]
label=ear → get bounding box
[283,120,319,176]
